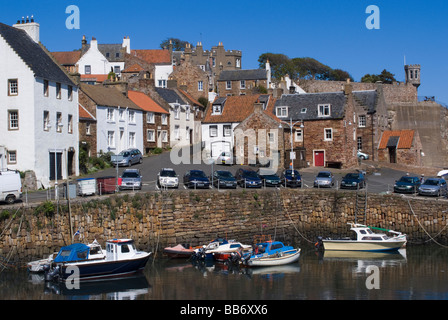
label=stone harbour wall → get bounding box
[1,189,447,263]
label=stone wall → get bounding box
[1,189,447,263]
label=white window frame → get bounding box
[129,110,135,123]
[212,105,222,115]
[276,106,288,118]
[68,114,73,134]
[209,125,218,137]
[7,150,17,164]
[318,104,331,117]
[186,106,190,121]
[129,132,136,147]
[294,129,303,142]
[162,130,168,142]
[358,115,366,128]
[107,108,115,121]
[226,81,232,90]
[8,79,18,96]
[223,125,231,137]
[107,131,115,147]
[8,110,19,130]
[174,105,180,120]
[161,114,168,125]
[324,128,333,141]
[174,125,180,140]
[198,81,203,91]
[86,122,91,135]
[147,112,155,124]
[240,80,246,89]
[147,129,155,142]
[43,111,50,131]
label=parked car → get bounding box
[119,169,142,190]
[357,150,369,160]
[257,169,281,187]
[212,170,237,189]
[0,170,22,204]
[235,168,262,188]
[281,169,301,188]
[341,172,366,189]
[418,178,447,197]
[393,176,421,194]
[111,148,143,167]
[314,171,335,188]
[216,152,235,165]
[183,170,211,189]
[157,168,179,189]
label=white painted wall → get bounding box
[77,39,125,75]
[96,106,144,155]
[154,64,173,87]
[201,122,239,158]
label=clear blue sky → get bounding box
[1,0,447,103]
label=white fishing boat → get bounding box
[44,239,151,282]
[27,240,105,273]
[320,223,407,252]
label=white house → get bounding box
[77,36,129,77]
[201,94,275,159]
[0,20,79,188]
[79,84,144,155]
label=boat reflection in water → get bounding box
[318,248,407,274]
[43,274,151,300]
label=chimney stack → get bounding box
[13,15,40,43]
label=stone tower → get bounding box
[404,64,421,88]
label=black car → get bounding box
[341,172,366,189]
[258,169,281,187]
[393,176,421,194]
[280,169,301,188]
[183,170,211,189]
[235,168,262,188]
[212,170,237,189]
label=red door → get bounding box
[314,151,325,167]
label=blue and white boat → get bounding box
[240,240,301,267]
[45,239,151,282]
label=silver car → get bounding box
[120,169,142,190]
[314,171,335,188]
[418,178,447,197]
[111,148,143,167]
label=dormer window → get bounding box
[276,106,288,118]
[212,104,222,115]
[318,104,331,117]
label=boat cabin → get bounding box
[350,225,390,241]
[106,239,138,260]
[256,241,293,255]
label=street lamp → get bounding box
[279,118,304,175]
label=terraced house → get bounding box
[0,19,79,188]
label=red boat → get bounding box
[163,244,194,258]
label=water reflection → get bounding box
[2,245,448,300]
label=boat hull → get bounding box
[245,249,301,267]
[322,240,406,252]
[58,252,151,282]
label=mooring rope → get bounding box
[406,198,448,248]
[282,193,314,244]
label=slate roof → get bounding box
[80,84,142,111]
[273,92,348,120]
[0,22,75,85]
[218,69,267,81]
[378,130,415,149]
[154,87,188,105]
[82,43,125,62]
[353,90,378,113]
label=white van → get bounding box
[0,171,22,204]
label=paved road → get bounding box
[15,150,431,205]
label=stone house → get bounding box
[201,94,276,160]
[273,83,358,169]
[216,61,271,97]
[125,49,172,88]
[0,20,79,188]
[233,101,283,170]
[79,84,144,156]
[127,90,170,153]
[78,104,97,158]
[168,44,210,102]
[378,129,423,166]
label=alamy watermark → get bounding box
[365,5,380,30]
[66,5,80,30]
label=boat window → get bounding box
[383,236,389,240]
[230,244,241,249]
[90,247,101,255]
[360,230,367,234]
[271,243,284,250]
[107,243,114,253]
[77,251,88,259]
[362,236,383,241]
[59,250,71,258]
[366,229,373,234]
[121,244,130,253]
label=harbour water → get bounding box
[1,244,448,302]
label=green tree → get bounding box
[361,69,396,84]
[258,53,295,80]
[160,37,192,51]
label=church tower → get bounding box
[404,64,421,88]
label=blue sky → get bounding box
[1,0,447,103]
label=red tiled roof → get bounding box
[128,90,169,114]
[378,130,415,149]
[131,49,171,64]
[80,74,109,83]
[78,104,96,120]
[122,63,144,73]
[51,51,81,65]
[203,94,277,123]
